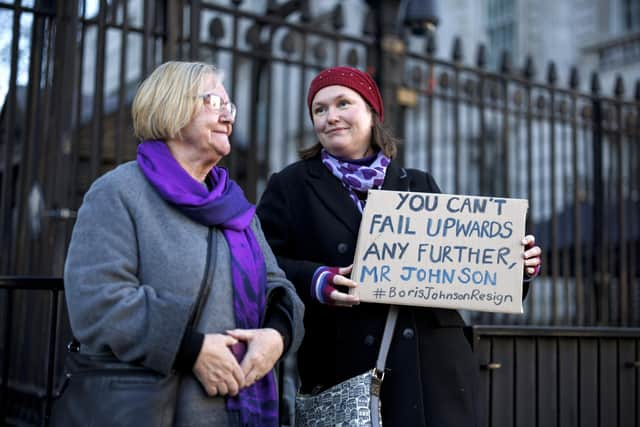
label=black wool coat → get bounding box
[257,155,484,427]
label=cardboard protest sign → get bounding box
[351,190,528,313]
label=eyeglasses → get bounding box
[197,92,237,120]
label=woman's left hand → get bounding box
[522,235,542,277]
[226,328,284,387]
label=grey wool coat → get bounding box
[63,161,304,426]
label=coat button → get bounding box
[402,328,415,339]
[337,243,348,254]
[364,335,375,346]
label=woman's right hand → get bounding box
[193,333,245,397]
[324,265,360,307]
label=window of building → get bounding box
[486,0,516,70]
[622,0,640,31]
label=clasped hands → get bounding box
[192,328,283,397]
[323,234,543,307]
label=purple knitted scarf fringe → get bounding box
[137,140,278,426]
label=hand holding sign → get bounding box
[312,265,360,307]
[327,265,360,307]
[522,235,542,277]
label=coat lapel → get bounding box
[305,156,410,236]
[382,160,409,191]
[306,157,362,236]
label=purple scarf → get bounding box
[137,140,278,426]
[321,149,390,212]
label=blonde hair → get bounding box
[132,61,222,141]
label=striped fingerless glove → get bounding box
[310,266,340,305]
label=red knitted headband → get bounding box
[306,66,384,122]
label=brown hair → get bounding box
[299,113,399,160]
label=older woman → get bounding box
[59,61,303,426]
[257,66,541,426]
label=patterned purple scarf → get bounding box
[137,141,278,426]
[321,149,390,212]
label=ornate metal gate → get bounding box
[0,1,638,424]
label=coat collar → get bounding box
[382,159,410,191]
[305,154,409,236]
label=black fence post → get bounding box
[43,288,60,426]
[366,0,406,164]
[0,289,13,423]
[522,55,536,322]
[634,80,640,326]
[613,75,628,326]
[476,44,487,195]
[449,37,463,189]
[163,0,179,61]
[35,0,81,278]
[591,72,607,325]
[547,61,559,325]
[569,66,583,326]
[245,23,266,203]
[499,50,512,198]
[0,0,23,275]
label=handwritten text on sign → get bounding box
[351,191,528,313]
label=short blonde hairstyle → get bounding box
[132,61,222,141]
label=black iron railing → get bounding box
[0,277,65,426]
[0,1,638,426]
[471,325,640,427]
[1,1,638,328]
[1,276,639,426]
